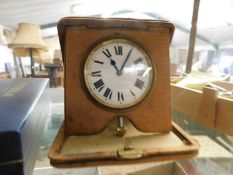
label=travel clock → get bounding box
[49,17,199,167]
[58,17,174,134]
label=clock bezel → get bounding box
[81,35,156,111]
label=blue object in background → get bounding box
[0,78,50,175]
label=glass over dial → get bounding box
[84,38,155,109]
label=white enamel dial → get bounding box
[84,38,154,109]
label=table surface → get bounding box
[33,88,233,175]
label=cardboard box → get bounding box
[33,166,99,175]
[0,78,50,175]
[128,162,186,175]
[100,162,186,175]
[171,76,233,136]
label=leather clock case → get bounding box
[58,17,175,135]
[49,17,199,167]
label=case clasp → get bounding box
[117,146,142,159]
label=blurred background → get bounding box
[0,0,233,83]
[0,1,233,174]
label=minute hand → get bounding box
[118,49,133,75]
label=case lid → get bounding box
[57,17,175,62]
[49,120,199,167]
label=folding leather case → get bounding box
[0,78,50,175]
[49,17,199,167]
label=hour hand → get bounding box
[110,59,119,72]
[102,50,119,73]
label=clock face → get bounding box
[83,38,155,109]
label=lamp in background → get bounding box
[53,49,62,59]
[53,49,62,64]
[8,23,47,77]
[34,50,52,65]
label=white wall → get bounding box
[0,44,14,72]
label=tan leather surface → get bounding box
[60,18,173,135]
[48,120,199,167]
[61,119,183,155]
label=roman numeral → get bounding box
[93,60,104,64]
[114,46,122,55]
[134,79,144,89]
[130,90,136,97]
[137,68,146,76]
[102,49,112,58]
[134,58,143,65]
[118,91,124,101]
[98,86,104,92]
[103,88,112,99]
[94,79,104,89]
[91,71,101,77]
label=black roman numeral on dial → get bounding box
[91,71,101,77]
[134,79,145,89]
[93,60,104,64]
[137,68,146,76]
[118,91,124,101]
[134,58,143,65]
[130,90,136,97]
[103,88,112,99]
[102,49,112,58]
[114,46,122,55]
[94,79,104,89]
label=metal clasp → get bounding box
[117,145,142,159]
